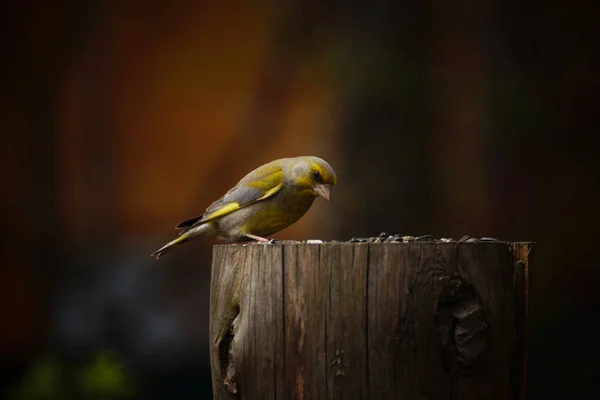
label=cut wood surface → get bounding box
[209,241,532,400]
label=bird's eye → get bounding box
[313,171,322,181]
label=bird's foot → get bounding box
[245,233,272,244]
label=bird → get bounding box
[150,156,337,259]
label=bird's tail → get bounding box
[150,223,212,259]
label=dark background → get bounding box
[1,0,598,398]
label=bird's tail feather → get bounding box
[150,223,212,260]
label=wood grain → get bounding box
[209,241,532,400]
[323,243,369,399]
[367,242,456,399]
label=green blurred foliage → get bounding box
[8,354,64,400]
[9,351,134,400]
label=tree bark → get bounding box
[209,241,531,400]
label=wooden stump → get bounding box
[209,241,532,400]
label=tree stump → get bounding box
[209,240,532,400]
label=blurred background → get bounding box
[1,0,597,398]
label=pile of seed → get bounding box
[346,233,499,243]
[293,233,499,244]
[248,233,501,245]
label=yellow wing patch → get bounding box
[199,166,284,224]
[201,202,242,222]
[257,182,283,200]
[246,167,283,190]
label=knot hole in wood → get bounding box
[435,276,489,375]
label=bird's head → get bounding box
[290,156,337,201]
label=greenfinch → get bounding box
[150,156,336,259]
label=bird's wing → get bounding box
[175,163,284,230]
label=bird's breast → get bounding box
[241,190,316,237]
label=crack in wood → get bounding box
[218,305,240,396]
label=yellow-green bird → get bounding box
[150,156,337,259]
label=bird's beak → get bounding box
[314,184,332,201]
